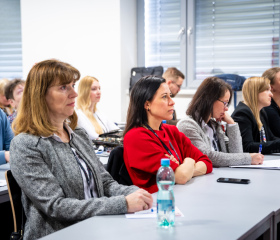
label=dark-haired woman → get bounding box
[123,76,212,194]
[177,77,263,167]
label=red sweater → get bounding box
[123,124,213,193]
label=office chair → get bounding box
[5,170,26,240]
[106,146,133,186]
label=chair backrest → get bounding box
[5,170,26,238]
[106,146,133,186]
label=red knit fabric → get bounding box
[123,124,213,193]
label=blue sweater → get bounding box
[0,109,14,165]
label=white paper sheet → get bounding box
[230,159,280,169]
[0,180,7,187]
[125,206,184,219]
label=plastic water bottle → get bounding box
[156,158,175,228]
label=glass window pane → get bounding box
[0,0,22,79]
[144,0,182,70]
[195,0,280,80]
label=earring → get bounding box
[148,108,150,112]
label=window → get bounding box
[0,0,22,79]
[140,0,280,88]
[195,0,280,81]
[144,0,182,70]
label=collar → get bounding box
[41,123,74,143]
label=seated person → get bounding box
[0,78,13,116]
[76,76,119,140]
[4,78,25,125]
[123,76,213,194]
[10,60,153,240]
[163,67,185,125]
[0,108,13,165]
[232,77,280,154]
[177,77,263,167]
[262,67,280,137]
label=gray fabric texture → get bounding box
[10,127,138,240]
[177,116,251,167]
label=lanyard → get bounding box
[71,147,94,198]
[260,126,267,143]
[144,123,181,164]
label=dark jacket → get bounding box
[264,98,280,138]
[231,101,280,154]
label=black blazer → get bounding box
[231,101,280,154]
[264,98,280,138]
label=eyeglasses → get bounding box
[172,81,182,89]
[217,99,229,108]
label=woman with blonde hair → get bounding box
[10,59,153,240]
[76,76,119,140]
[232,77,280,154]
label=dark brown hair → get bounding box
[5,79,25,100]
[262,67,280,85]
[187,77,232,126]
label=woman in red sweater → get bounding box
[123,76,213,193]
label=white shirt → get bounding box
[76,109,120,140]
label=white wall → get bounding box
[20,0,137,122]
[20,0,241,122]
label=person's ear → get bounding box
[166,79,172,86]
[9,99,15,108]
[144,101,150,111]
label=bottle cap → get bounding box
[161,158,170,166]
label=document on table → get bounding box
[125,206,184,219]
[230,159,280,169]
[0,180,7,187]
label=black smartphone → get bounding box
[217,177,250,184]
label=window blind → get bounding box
[0,0,22,79]
[144,0,181,70]
[195,0,280,80]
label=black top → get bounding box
[231,101,280,154]
[264,98,280,138]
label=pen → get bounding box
[134,207,156,214]
[259,144,262,154]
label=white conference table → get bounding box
[39,154,280,240]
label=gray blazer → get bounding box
[10,127,138,240]
[177,116,251,167]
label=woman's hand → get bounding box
[125,189,153,213]
[174,157,195,184]
[217,112,235,124]
[250,153,264,165]
[5,151,10,163]
[165,154,179,165]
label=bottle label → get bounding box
[157,199,174,212]
[157,199,175,228]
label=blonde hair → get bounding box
[76,76,103,135]
[242,77,270,131]
[13,59,80,136]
